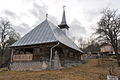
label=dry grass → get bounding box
[0,59,120,80]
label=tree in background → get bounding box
[78,38,87,49]
[0,19,12,55]
[78,37,93,49]
[0,19,10,55]
[96,8,120,66]
[0,18,20,67]
[6,30,20,46]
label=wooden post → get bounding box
[79,54,81,60]
[19,49,20,54]
[11,49,14,62]
[23,48,25,54]
[50,42,59,69]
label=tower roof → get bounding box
[11,19,83,53]
[58,6,69,29]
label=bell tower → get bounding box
[58,6,69,34]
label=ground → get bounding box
[0,59,120,80]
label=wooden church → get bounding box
[10,6,83,71]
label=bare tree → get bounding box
[0,19,20,67]
[6,32,20,46]
[96,8,120,66]
[78,37,96,50]
[78,38,90,49]
[0,19,13,55]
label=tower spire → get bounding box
[58,5,69,30]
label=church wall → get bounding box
[10,44,82,71]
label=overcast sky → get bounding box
[0,0,120,43]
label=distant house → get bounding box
[10,6,83,71]
[83,43,100,58]
[100,43,115,55]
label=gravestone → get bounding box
[53,51,62,70]
[107,75,118,80]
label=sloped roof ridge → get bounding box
[46,19,59,41]
[47,20,83,53]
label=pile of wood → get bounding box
[13,54,33,61]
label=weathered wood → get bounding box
[13,54,33,62]
[10,42,82,71]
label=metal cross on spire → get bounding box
[63,5,66,11]
[46,13,48,20]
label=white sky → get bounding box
[0,0,120,44]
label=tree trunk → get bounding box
[114,49,120,66]
[116,53,120,66]
[0,49,5,67]
[0,56,2,67]
[112,43,120,66]
[0,55,3,67]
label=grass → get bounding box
[0,59,120,80]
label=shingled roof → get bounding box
[11,19,83,53]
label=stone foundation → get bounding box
[10,60,82,71]
[10,61,49,71]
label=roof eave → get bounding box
[10,41,59,48]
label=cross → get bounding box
[63,5,66,11]
[46,13,48,19]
